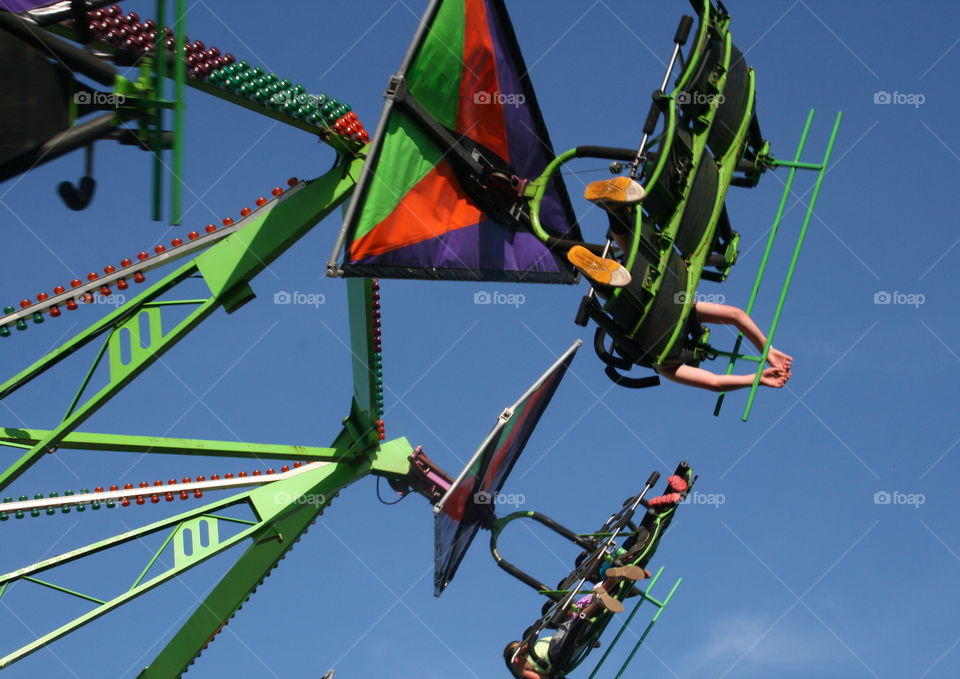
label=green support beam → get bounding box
[0,429,342,461]
[0,156,363,495]
[0,439,414,673]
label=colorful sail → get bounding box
[336,0,581,283]
[433,341,581,595]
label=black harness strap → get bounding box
[386,75,530,227]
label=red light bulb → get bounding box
[19,299,30,308]
[117,279,129,290]
[137,252,149,261]
[104,265,115,274]
[120,258,132,267]
[49,305,61,317]
[154,244,166,254]
[188,231,199,240]
[255,197,267,206]
[54,285,65,295]
[222,217,234,226]
[271,187,283,196]
[240,207,251,217]
[87,272,98,282]
[205,224,217,233]
[134,272,146,283]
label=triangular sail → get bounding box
[433,340,581,596]
[335,0,581,283]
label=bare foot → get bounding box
[766,347,793,371]
[760,367,788,388]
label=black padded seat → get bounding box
[642,129,693,229]
[708,44,752,158]
[605,251,689,366]
[673,154,719,258]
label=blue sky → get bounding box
[1,1,959,678]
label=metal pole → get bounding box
[152,0,166,221]
[741,111,842,421]
[172,0,186,225]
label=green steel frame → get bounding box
[0,151,421,675]
[0,5,701,675]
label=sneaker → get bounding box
[605,565,650,581]
[567,245,631,287]
[584,177,646,208]
[592,585,625,613]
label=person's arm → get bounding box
[694,302,768,353]
[656,364,785,391]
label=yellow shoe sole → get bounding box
[583,176,645,206]
[566,245,631,287]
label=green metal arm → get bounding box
[0,156,362,495]
[0,438,415,673]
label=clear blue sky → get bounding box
[2,1,958,678]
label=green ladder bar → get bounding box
[712,110,842,421]
[741,111,843,421]
[586,568,682,679]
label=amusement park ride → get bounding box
[0,0,840,676]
